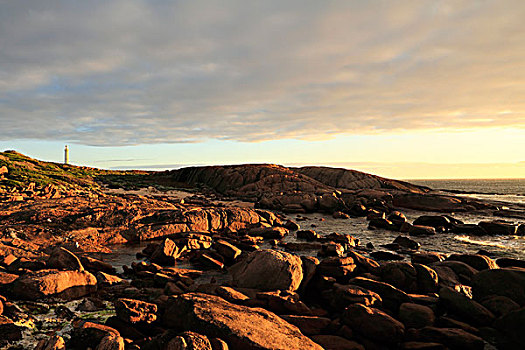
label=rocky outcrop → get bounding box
[163,293,323,350]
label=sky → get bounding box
[0,1,524,179]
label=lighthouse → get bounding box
[64,145,69,164]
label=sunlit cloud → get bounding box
[0,0,524,146]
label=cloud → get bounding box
[0,0,524,146]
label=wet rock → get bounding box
[346,250,380,274]
[296,230,320,241]
[229,249,303,292]
[439,287,495,326]
[114,298,158,324]
[47,247,84,271]
[163,293,323,349]
[413,216,452,231]
[478,221,517,235]
[446,254,498,271]
[12,269,97,301]
[34,335,66,350]
[96,272,123,286]
[471,267,525,305]
[496,257,525,268]
[319,243,345,257]
[409,225,436,236]
[199,253,225,270]
[450,224,486,236]
[417,327,484,350]
[281,315,331,336]
[393,236,421,250]
[247,226,289,239]
[398,303,435,329]
[322,232,359,247]
[381,262,438,294]
[150,238,184,265]
[310,335,365,350]
[80,256,116,274]
[433,261,478,285]
[342,303,405,346]
[388,211,408,227]
[332,211,350,219]
[368,218,394,230]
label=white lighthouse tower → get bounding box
[64,145,69,165]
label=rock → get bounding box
[471,267,525,305]
[319,243,345,257]
[96,272,123,286]
[450,224,486,236]
[446,254,498,271]
[411,252,445,265]
[322,232,359,247]
[370,251,404,261]
[393,236,420,250]
[297,230,320,241]
[493,306,525,348]
[398,303,435,329]
[310,335,365,350]
[368,218,394,230]
[478,221,517,235]
[332,211,350,219]
[317,257,357,281]
[281,315,331,335]
[247,227,289,239]
[342,303,405,345]
[150,238,184,265]
[34,335,66,350]
[80,256,116,274]
[96,334,125,350]
[0,166,7,175]
[433,261,478,284]
[163,293,323,349]
[0,315,22,341]
[284,220,300,231]
[318,193,345,212]
[346,250,380,274]
[400,342,446,350]
[388,211,408,227]
[114,298,157,324]
[70,321,120,349]
[496,257,525,268]
[166,331,213,350]
[413,216,451,231]
[12,269,97,301]
[214,240,242,261]
[216,286,250,304]
[47,247,84,271]
[439,287,495,326]
[199,253,225,270]
[381,262,438,294]
[480,295,520,317]
[417,327,484,350]
[349,276,410,311]
[409,225,436,236]
[229,249,303,292]
[393,194,466,212]
[209,338,229,350]
[0,271,19,290]
[326,283,382,309]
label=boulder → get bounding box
[398,303,435,329]
[326,283,382,309]
[166,331,213,350]
[96,333,125,350]
[342,303,405,345]
[11,269,97,301]
[413,216,451,231]
[471,267,525,306]
[317,257,357,281]
[446,254,498,271]
[114,298,157,324]
[478,221,517,235]
[34,335,66,350]
[229,249,303,292]
[310,335,364,350]
[480,295,520,317]
[47,247,84,271]
[439,287,495,326]
[346,250,380,274]
[281,315,331,336]
[381,262,438,294]
[493,306,525,348]
[393,236,420,250]
[349,276,410,311]
[0,316,22,341]
[411,252,445,265]
[417,327,484,350]
[247,227,289,239]
[296,230,320,241]
[150,238,184,265]
[163,293,323,349]
[409,225,436,236]
[214,240,242,261]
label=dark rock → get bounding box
[247,226,289,239]
[310,335,365,350]
[34,335,66,350]
[413,216,451,231]
[439,287,495,326]
[97,333,125,350]
[348,276,410,311]
[493,306,525,348]
[317,257,357,281]
[368,218,394,230]
[450,224,486,236]
[0,315,22,341]
[411,252,445,265]
[47,247,84,271]
[297,230,320,241]
[409,225,436,236]
[446,254,498,271]
[480,295,520,317]
[326,283,382,309]
[417,327,484,350]
[393,236,420,250]
[281,315,331,336]
[398,303,435,329]
[346,250,380,274]
[370,251,404,261]
[495,257,525,268]
[478,221,518,235]
[150,238,184,265]
[471,267,525,306]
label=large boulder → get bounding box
[11,269,97,301]
[47,247,84,271]
[439,287,495,326]
[163,293,323,350]
[471,267,525,306]
[229,250,303,292]
[342,303,405,345]
[493,306,525,348]
[446,254,498,271]
[150,238,184,265]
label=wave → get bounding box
[453,235,510,249]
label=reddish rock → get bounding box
[281,315,331,336]
[342,303,405,345]
[150,238,184,265]
[478,221,517,235]
[96,333,125,350]
[214,240,242,261]
[229,249,303,292]
[247,226,289,239]
[167,331,213,350]
[34,335,66,350]
[80,256,117,274]
[411,252,445,265]
[114,298,158,324]
[327,283,382,309]
[70,321,120,349]
[349,276,410,311]
[163,293,323,349]
[447,254,498,271]
[409,225,436,236]
[0,315,22,341]
[12,269,97,301]
[317,257,357,281]
[47,247,84,271]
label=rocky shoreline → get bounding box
[1,151,525,349]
